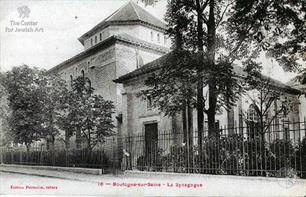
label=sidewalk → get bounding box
[1,164,305,196]
[0,164,114,183]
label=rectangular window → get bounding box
[151,31,153,41]
[91,38,93,46]
[164,35,167,44]
[147,96,153,110]
[95,36,97,43]
[157,33,160,43]
[100,33,102,41]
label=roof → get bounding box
[48,33,169,74]
[78,1,167,44]
[286,75,306,93]
[114,51,302,95]
[114,51,173,82]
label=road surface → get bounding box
[1,171,305,196]
[1,171,99,196]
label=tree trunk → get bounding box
[182,107,187,143]
[51,135,55,150]
[207,0,217,137]
[65,131,70,150]
[196,0,205,172]
[76,128,81,149]
[26,144,30,152]
[207,87,217,136]
[187,102,194,172]
[46,140,50,150]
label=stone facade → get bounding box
[121,76,182,136]
[116,55,306,144]
[48,2,170,147]
[120,74,304,138]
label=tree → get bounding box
[140,0,305,173]
[0,72,11,147]
[243,62,294,141]
[39,73,69,150]
[59,76,115,151]
[4,65,46,150]
[141,0,305,136]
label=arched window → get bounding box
[150,31,153,41]
[247,104,258,122]
[157,33,160,43]
[81,70,85,78]
[246,104,259,139]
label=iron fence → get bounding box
[122,120,306,179]
[0,137,118,171]
[1,120,306,178]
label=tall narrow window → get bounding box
[164,35,167,44]
[157,33,160,43]
[151,31,153,41]
[246,104,260,140]
[147,96,153,110]
[95,35,97,43]
[81,70,85,78]
[91,38,93,46]
[100,33,102,41]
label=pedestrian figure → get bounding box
[123,149,131,170]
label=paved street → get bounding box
[1,171,99,196]
[1,169,305,196]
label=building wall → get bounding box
[121,76,303,143]
[53,37,168,149]
[122,77,179,137]
[115,43,164,114]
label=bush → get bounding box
[2,148,110,169]
[133,136,305,178]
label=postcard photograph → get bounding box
[0,0,305,196]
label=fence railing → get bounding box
[0,137,119,170]
[1,120,306,178]
[122,121,306,179]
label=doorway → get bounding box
[144,123,158,167]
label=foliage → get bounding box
[243,62,295,136]
[2,148,110,169]
[135,135,305,178]
[39,74,69,148]
[0,72,12,146]
[296,138,306,178]
[227,0,306,72]
[4,65,47,149]
[142,50,198,116]
[141,0,306,137]
[59,76,115,151]
[3,66,69,149]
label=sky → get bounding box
[0,0,298,83]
